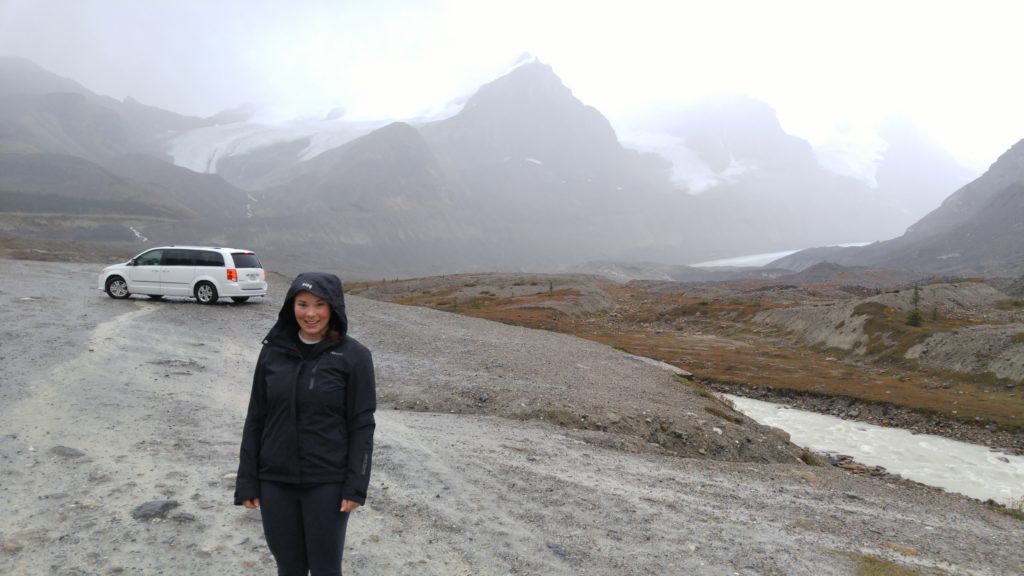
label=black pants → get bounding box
[260,481,351,576]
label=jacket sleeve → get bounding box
[234,347,268,505]
[342,347,376,505]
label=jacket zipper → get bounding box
[291,361,303,482]
[309,357,323,390]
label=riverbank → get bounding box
[726,394,1024,508]
[706,380,1024,456]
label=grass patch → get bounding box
[676,374,715,398]
[704,405,744,424]
[996,299,1024,310]
[798,448,824,467]
[855,301,965,361]
[882,543,921,557]
[988,497,1024,521]
[855,302,928,359]
[854,555,921,576]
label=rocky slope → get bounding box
[753,281,1024,381]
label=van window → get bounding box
[162,249,196,266]
[231,252,262,269]
[195,250,225,267]
[135,250,163,266]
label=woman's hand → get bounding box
[340,499,361,513]
[243,498,260,509]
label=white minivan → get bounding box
[98,246,268,304]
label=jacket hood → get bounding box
[266,272,348,343]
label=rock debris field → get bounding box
[1,259,1022,575]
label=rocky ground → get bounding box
[356,273,1024,455]
[2,258,1023,575]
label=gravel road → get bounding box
[1,259,1022,575]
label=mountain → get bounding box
[639,97,912,259]
[619,99,981,265]
[1,56,1015,278]
[0,56,207,161]
[99,154,251,221]
[0,152,193,219]
[661,96,820,176]
[240,122,471,275]
[0,56,91,97]
[771,139,1024,276]
[0,91,136,161]
[261,122,450,212]
[415,60,682,267]
[421,60,629,178]
[0,57,251,246]
[232,60,683,275]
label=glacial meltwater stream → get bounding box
[726,395,1024,506]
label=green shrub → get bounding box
[906,309,923,327]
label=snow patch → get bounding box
[691,243,873,268]
[128,226,148,242]
[169,117,388,174]
[620,130,759,194]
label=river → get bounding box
[726,395,1024,506]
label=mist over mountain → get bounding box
[873,117,978,219]
[0,56,1013,278]
[0,57,206,161]
[239,63,683,275]
[0,56,92,97]
[772,139,1024,276]
[620,97,981,261]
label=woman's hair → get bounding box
[326,326,342,342]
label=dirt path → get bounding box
[1,259,1022,575]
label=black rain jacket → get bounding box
[234,272,376,505]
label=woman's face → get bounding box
[294,290,331,341]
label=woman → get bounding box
[235,272,376,576]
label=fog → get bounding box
[3,0,1024,273]
[2,0,1023,172]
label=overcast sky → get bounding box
[1,0,1022,170]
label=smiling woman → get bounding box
[236,271,377,575]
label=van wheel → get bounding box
[231,296,250,303]
[195,282,218,304]
[105,277,130,299]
